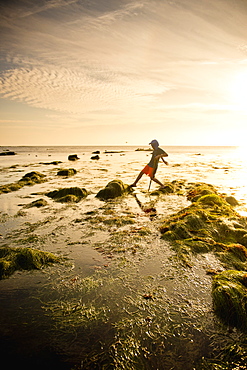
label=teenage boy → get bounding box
[130,140,168,188]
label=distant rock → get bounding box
[46,187,88,203]
[91,155,100,160]
[92,150,100,154]
[57,168,77,176]
[104,150,124,154]
[96,179,131,200]
[68,154,79,161]
[41,161,62,165]
[25,199,48,208]
[135,148,152,152]
[0,151,16,156]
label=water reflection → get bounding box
[133,193,157,219]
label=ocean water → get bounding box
[1,145,246,208]
[0,145,247,369]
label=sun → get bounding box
[229,70,247,111]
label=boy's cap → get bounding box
[149,139,159,147]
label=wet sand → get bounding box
[0,146,247,369]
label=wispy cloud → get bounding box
[0,62,171,117]
[1,0,247,144]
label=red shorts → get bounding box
[142,165,154,177]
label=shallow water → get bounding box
[0,145,246,369]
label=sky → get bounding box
[1,0,247,146]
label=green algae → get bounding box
[42,265,211,370]
[187,183,218,202]
[96,179,131,200]
[0,171,46,194]
[0,246,60,279]
[199,337,247,370]
[160,182,247,268]
[212,270,247,331]
[3,177,247,367]
[46,187,88,203]
[85,214,135,228]
[216,243,247,270]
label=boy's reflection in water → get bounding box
[133,194,157,220]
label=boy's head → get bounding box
[149,139,159,149]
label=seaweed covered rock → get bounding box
[96,180,131,200]
[151,180,186,196]
[91,155,100,160]
[47,187,87,202]
[68,154,79,161]
[57,168,77,176]
[0,151,16,156]
[0,246,60,279]
[0,171,46,194]
[21,171,46,184]
[225,196,239,207]
[187,183,217,202]
[24,198,48,208]
[151,182,174,195]
[212,270,247,331]
[160,182,247,268]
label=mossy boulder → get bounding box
[160,182,247,268]
[212,270,247,331]
[25,198,48,208]
[47,187,88,202]
[151,180,186,196]
[151,182,174,195]
[0,246,60,279]
[0,183,23,194]
[68,154,79,161]
[0,171,46,194]
[21,171,46,183]
[96,180,131,200]
[57,168,77,176]
[187,183,217,202]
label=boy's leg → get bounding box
[151,176,164,187]
[130,171,144,187]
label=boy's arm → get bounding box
[154,153,169,165]
[156,152,168,159]
[161,157,169,165]
[155,151,168,160]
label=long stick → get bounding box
[148,178,152,192]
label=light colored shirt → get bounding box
[148,147,167,169]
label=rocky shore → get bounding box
[0,150,247,369]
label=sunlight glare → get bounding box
[230,70,247,111]
[235,144,247,159]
